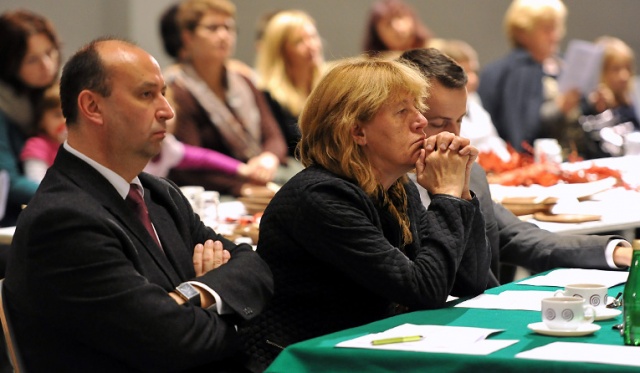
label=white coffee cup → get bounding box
[201,190,221,221]
[541,297,596,330]
[533,138,562,164]
[179,186,205,216]
[554,283,608,308]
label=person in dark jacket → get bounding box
[4,37,273,373]
[239,57,490,372]
[399,47,633,286]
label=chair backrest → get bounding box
[0,170,8,221]
[0,279,25,373]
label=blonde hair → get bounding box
[429,38,478,66]
[299,57,428,246]
[256,10,323,117]
[504,0,566,48]
[177,0,236,32]
[596,36,636,105]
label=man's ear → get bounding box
[77,90,103,125]
[351,123,367,145]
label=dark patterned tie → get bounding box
[126,184,162,250]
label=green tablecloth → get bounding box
[266,274,634,372]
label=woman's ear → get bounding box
[77,90,103,125]
[351,123,367,145]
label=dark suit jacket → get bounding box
[4,147,273,372]
[470,163,623,285]
[477,48,546,152]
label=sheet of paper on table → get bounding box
[516,342,640,367]
[455,290,555,311]
[517,269,628,288]
[336,323,517,355]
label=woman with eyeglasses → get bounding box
[0,9,61,227]
[167,0,288,197]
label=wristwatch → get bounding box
[175,282,201,307]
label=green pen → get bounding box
[371,335,423,346]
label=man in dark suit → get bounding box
[399,48,633,286]
[3,37,273,372]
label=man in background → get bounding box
[399,48,633,286]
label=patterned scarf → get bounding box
[172,64,262,160]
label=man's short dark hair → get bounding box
[60,37,135,124]
[399,48,467,89]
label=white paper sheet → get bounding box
[557,39,604,94]
[517,269,628,288]
[455,290,555,311]
[516,342,640,367]
[336,323,517,355]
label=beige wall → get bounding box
[2,0,639,72]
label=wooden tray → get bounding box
[501,197,558,216]
[533,212,601,223]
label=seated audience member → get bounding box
[362,0,432,58]
[20,83,66,183]
[4,37,273,372]
[167,0,288,196]
[0,9,61,226]
[430,38,511,161]
[399,48,633,285]
[239,57,490,371]
[478,0,594,158]
[256,10,324,158]
[152,2,268,185]
[144,130,264,182]
[580,36,639,156]
[160,1,257,83]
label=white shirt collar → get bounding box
[63,141,142,199]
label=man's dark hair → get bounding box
[60,37,131,124]
[399,48,467,89]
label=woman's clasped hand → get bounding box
[416,132,478,201]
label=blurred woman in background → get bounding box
[0,9,61,226]
[167,0,288,196]
[584,36,638,129]
[478,0,589,157]
[256,10,324,158]
[362,0,432,58]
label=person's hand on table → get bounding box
[614,242,638,268]
[237,162,267,185]
[246,151,279,183]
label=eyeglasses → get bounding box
[197,22,236,34]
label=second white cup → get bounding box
[554,283,608,308]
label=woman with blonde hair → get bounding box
[256,9,324,157]
[478,0,585,156]
[239,57,490,372]
[584,36,638,129]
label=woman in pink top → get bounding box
[20,83,66,182]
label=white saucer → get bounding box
[527,322,600,337]
[594,307,622,321]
